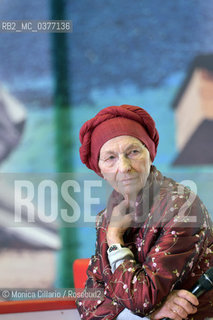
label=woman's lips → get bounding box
[120,177,137,184]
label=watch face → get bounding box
[109,244,120,252]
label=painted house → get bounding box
[172,54,213,165]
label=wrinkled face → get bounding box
[98,136,152,199]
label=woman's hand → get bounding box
[150,290,199,320]
[106,198,134,246]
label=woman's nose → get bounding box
[117,155,131,172]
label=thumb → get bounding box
[115,199,129,213]
[122,212,134,226]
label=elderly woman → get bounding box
[76,105,213,320]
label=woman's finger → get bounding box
[171,303,188,319]
[173,296,197,315]
[169,309,183,320]
[177,289,199,306]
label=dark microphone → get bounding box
[162,267,213,320]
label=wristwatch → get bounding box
[107,244,124,254]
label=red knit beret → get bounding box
[79,105,159,176]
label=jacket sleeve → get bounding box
[76,211,124,320]
[76,193,213,319]
[104,194,213,318]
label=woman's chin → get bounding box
[119,186,139,200]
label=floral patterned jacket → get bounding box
[76,166,213,319]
